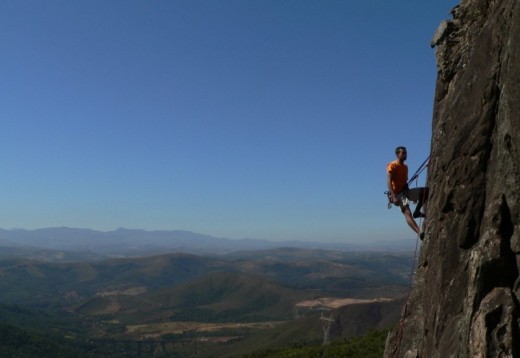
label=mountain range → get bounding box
[0,227,416,260]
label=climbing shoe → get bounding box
[413,211,426,219]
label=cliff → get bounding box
[384,0,520,357]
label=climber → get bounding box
[387,146,429,240]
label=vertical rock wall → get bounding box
[385,0,520,357]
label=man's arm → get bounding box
[387,172,398,204]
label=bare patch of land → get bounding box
[97,286,147,297]
[296,297,393,309]
[125,321,284,339]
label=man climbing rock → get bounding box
[387,146,428,239]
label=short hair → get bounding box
[395,146,407,154]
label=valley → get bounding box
[0,233,413,357]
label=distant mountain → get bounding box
[0,227,416,258]
[0,245,107,262]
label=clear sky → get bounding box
[1,0,457,243]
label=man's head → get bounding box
[395,146,407,162]
[395,146,407,154]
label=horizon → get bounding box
[0,225,417,247]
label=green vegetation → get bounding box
[0,323,101,358]
[240,329,389,358]
[0,251,412,311]
[0,249,407,357]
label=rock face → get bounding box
[384,0,520,357]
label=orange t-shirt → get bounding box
[387,160,408,194]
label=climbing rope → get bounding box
[407,156,430,186]
[393,215,423,357]
[391,162,429,357]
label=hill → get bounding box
[240,329,390,358]
[0,249,412,308]
[0,247,412,357]
[75,271,313,323]
[180,297,406,357]
[0,322,102,358]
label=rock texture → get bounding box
[384,0,520,357]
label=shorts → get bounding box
[397,188,422,206]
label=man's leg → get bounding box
[409,187,428,218]
[401,205,421,234]
[398,195,425,239]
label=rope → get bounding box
[384,154,430,357]
[393,217,422,357]
[407,156,429,186]
[391,164,429,358]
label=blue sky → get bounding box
[1,0,456,242]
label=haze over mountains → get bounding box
[0,227,415,259]
[0,227,414,356]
